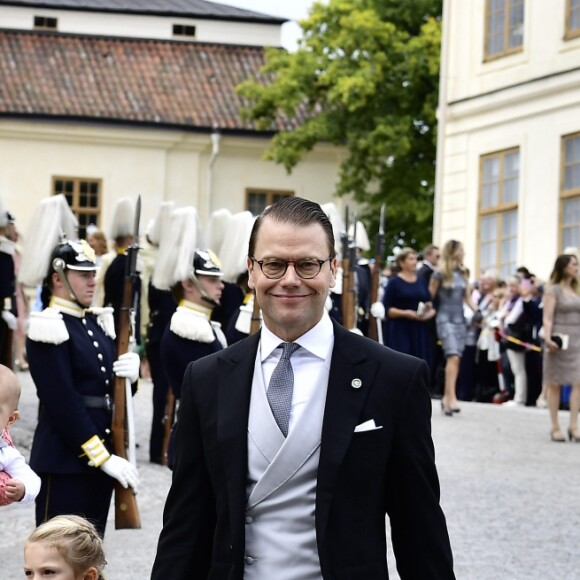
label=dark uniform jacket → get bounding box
[104,252,142,344]
[160,303,225,399]
[27,303,116,474]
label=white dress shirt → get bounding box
[259,312,334,433]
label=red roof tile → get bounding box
[0,29,296,132]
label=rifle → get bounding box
[111,196,141,529]
[368,204,385,343]
[161,387,175,467]
[340,208,356,330]
[249,290,261,335]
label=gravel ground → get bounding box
[2,370,578,579]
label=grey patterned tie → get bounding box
[267,342,300,437]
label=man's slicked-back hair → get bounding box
[248,197,336,258]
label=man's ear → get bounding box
[7,410,19,428]
[329,257,338,289]
[247,258,255,290]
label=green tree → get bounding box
[237,0,442,254]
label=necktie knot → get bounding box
[280,342,300,360]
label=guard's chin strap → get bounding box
[189,271,219,308]
[52,258,84,308]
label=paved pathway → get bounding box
[2,370,578,579]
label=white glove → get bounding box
[370,302,385,320]
[1,310,17,331]
[100,454,139,492]
[113,352,140,383]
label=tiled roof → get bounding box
[0,29,298,133]
[0,0,287,24]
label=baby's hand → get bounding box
[5,479,25,502]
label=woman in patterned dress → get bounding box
[429,240,478,415]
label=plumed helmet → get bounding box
[348,220,370,252]
[18,194,79,287]
[193,249,223,277]
[49,240,97,276]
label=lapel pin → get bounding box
[351,378,362,389]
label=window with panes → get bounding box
[479,149,519,279]
[561,134,580,250]
[484,0,524,60]
[52,177,101,239]
[33,16,57,31]
[245,189,294,216]
[566,0,580,39]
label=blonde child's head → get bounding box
[0,364,20,432]
[24,515,107,580]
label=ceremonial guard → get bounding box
[160,248,226,398]
[155,206,226,399]
[0,199,17,368]
[152,207,226,464]
[20,196,139,536]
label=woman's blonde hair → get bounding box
[88,230,108,256]
[26,515,107,579]
[440,239,468,287]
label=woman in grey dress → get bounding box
[429,240,477,415]
[542,253,580,442]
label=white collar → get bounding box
[178,299,212,320]
[260,311,333,362]
[49,297,85,318]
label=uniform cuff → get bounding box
[81,435,111,467]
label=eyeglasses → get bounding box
[251,257,332,280]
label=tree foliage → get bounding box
[237,0,442,254]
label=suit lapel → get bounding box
[216,332,260,544]
[316,322,380,543]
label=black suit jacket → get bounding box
[151,320,454,579]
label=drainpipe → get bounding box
[433,0,450,245]
[206,124,221,229]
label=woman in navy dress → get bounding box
[382,248,435,369]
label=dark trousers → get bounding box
[457,345,477,401]
[525,349,542,406]
[0,320,12,368]
[36,471,114,537]
[147,342,169,463]
[474,353,500,402]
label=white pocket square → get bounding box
[354,419,383,433]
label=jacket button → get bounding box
[245,556,255,566]
[245,515,253,524]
